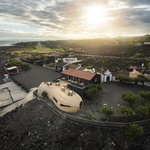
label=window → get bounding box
[53,97,58,103]
[80,101,83,109]
[60,103,71,107]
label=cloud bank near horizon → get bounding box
[0,0,150,40]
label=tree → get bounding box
[137,74,148,85]
[125,124,144,141]
[7,58,18,66]
[136,105,150,118]
[132,77,139,84]
[100,106,115,120]
[85,84,102,99]
[7,58,30,71]
[139,91,150,105]
[120,106,135,118]
[116,75,130,83]
[122,92,139,108]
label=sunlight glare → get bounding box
[83,6,108,28]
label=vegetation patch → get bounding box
[125,123,144,141]
[7,58,30,71]
[85,84,102,99]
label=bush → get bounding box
[125,124,144,141]
[139,91,150,105]
[7,58,19,66]
[86,112,93,120]
[100,106,115,120]
[86,65,93,69]
[137,74,149,85]
[136,105,150,118]
[85,84,102,99]
[116,75,131,83]
[120,106,135,118]
[122,92,139,108]
[7,58,30,71]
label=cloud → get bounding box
[0,0,149,40]
[126,0,150,5]
[107,0,150,28]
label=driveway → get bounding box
[12,64,61,90]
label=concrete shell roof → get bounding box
[62,69,96,80]
[37,82,82,107]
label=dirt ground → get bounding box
[0,99,150,150]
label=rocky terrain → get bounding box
[0,99,150,150]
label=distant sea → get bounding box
[0,40,19,46]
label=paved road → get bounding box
[38,41,47,51]
[12,64,60,90]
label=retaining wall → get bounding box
[38,97,150,129]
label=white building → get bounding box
[97,69,113,82]
[63,58,81,64]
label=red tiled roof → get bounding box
[61,69,96,80]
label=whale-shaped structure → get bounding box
[37,82,83,113]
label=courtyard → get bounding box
[74,81,148,120]
[11,64,149,121]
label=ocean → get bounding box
[0,40,19,46]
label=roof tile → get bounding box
[62,69,96,80]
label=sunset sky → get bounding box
[0,0,150,41]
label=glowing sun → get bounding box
[83,6,108,27]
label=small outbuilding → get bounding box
[6,66,19,75]
[129,69,142,78]
[55,62,68,72]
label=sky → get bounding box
[0,0,150,41]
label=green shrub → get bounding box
[85,84,102,99]
[125,124,144,141]
[136,105,150,118]
[86,112,93,120]
[100,106,115,120]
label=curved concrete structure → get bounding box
[37,82,83,113]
